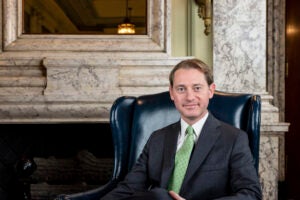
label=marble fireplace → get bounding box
[0,0,289,199]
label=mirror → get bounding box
[23,0,147,35]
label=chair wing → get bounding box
[110,96,136,181]
[127,92,180,170]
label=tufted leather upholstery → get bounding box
[56,91,261,200]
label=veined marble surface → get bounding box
[213,0,267,93]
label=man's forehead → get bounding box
[174,83,205,87]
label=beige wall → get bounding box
[171,0,188,57]
[171,0,213,67]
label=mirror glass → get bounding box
[23,0,147,34]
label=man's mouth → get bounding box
[183,104,198,109]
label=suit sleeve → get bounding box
[214,131,262,200]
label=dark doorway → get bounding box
[285,0,300,199]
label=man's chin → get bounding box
[185,115,199,121]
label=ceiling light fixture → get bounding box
[118,0,135,34]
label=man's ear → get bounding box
[169,86,174,100]
[209,83,216,99]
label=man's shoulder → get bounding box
[152,121,180,135]
[208,113,246,138]
[209,113,241,130]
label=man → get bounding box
[102,59,262,200]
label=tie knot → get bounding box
[186,125,194,136]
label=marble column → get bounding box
[213,0,289,200]
[213,0,266,93]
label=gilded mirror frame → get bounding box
[2,0,170,53]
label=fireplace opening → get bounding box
[0,123,114,200]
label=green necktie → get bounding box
[168,125,194,193]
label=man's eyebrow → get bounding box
[174,84,186,87]
[193,83,203,86]
[175,83,203,87]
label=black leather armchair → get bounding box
[56,91,261,200]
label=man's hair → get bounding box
[169,59,214,86]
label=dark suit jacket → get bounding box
[102,113,262,200]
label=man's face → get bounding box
[169,68,215,125]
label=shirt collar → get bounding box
[180,112,209,141]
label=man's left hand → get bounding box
[168,191,186,200]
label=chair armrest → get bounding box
[54,179,118,200]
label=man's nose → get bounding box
[186,89,195,100]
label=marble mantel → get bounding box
[0,55,188,123]
[0,0,289,199]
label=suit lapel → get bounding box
[160,122,180,188]
[181,114,221,191]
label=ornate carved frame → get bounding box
[1,0,171,54]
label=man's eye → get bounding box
[176,87,185,93]
[194,86,202,91]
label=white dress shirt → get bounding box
[176,112,209,151]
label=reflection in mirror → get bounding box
[23,0,147,35]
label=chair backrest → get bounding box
[109,91,261,182]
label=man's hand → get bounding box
[168,191,186,200]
